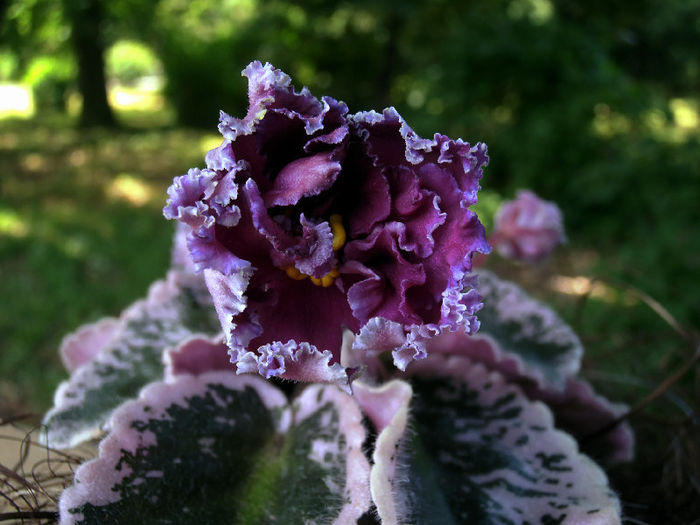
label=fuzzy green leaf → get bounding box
[59,374,370,525]
[42,272,221,449]
[429,271,582,390]
[374,355,621,525]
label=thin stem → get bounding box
[583,342,700,443]
[602,276,691,343]
[0,511,58,522]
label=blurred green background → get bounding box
[1,0,698,521]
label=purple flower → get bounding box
[491,190,565,263]
[164,61,490,386]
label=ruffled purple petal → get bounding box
[351,107,434,166]
[245,179,336,277]
[203,267,258,350]
[264,152,341,207]
[344,159,391,237]
[165,61,492,381]
[163,168,217,232]
[344,224,426,325]
[204,170,241,227]
[235,339,351,391]
[188,231,251,276]
[204,140,237,173]
[386,166,445,257]
[439,275,482,333]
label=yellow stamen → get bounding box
[284,265,308,280]
[320,268,340,287]
[330,214,346,251]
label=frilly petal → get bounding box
[204,140,237,173]
[344,224,426,325]
[438,275,482,333]
[264,151,341,207]
[163,168,217,232]
[235,340,352,393]
[245,179,336,277]
[350,107,434,166]
[203,267,258,350]
[188,230,251,276]
[350,274,482,372]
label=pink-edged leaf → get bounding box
[429,270,582,391]
[353,380,413,525]
[59,318,120,373]
[289,384,372,524]
[526,378,635,464]
[380,355,622,524]
[59,374,370,525]
[163,335,233,379]
[42,272,221,449]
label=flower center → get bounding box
[283,214,346,287]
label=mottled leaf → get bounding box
[43,272,221,449]
[527,378,634,465]
[428,270,582,390]
[353,380,413,525]
[59,373,370,525]
[59,318,120,373]
[378,355,621,525]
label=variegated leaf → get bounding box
[353,380,413,525]
[60,373,370,525]
[42,272,221,449]
[426,271,633,463]
[376,355,621,525]
[526,378,634,464]
[428,270,582,391]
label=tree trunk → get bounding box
[62,0,116,128]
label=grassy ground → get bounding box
[1,112,698,523]
[0,113,220,410]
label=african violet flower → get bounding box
[491,189,565,262]
[164,61,490,386]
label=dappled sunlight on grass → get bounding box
[670,98,699,130]
[0,79,178,128]
[199,133,223,156]
[592,98,699,144]
[109,85,166,112]
[106,173,157,207]
[0,208,29,238]
[0,84,34,118]
[0,118,214,410]
[548,274,636,305]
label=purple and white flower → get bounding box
[164,61,490,386]
[491,189,565,263]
